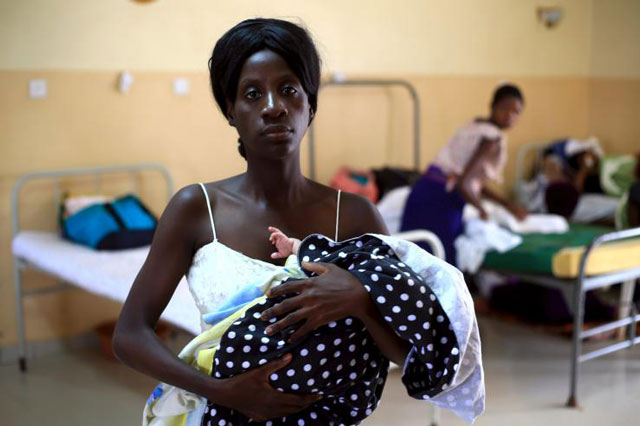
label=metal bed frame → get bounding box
[11,163,174,372]
[497,141,640,406]
[307,77,421,180]
[485,227,640,407]
[513,140,548,201]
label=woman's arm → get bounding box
[459,137,527,220]
[113,185,318,421]
[481,186,528,220]
[262,195,411,366]
[113,186,213,393]
[456,137,499,219]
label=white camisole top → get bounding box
[186,183,342,331]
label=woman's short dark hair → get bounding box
[491,83,524,108]
[209,18,321,120]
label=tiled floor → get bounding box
[1,317,638,425]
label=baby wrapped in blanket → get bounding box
[144,230,484,426]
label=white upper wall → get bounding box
[0,0,595,76]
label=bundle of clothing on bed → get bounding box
[144,234,484,426]
[517,137,640,227]
[377,185,569,274]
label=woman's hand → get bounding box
[578,151,598,172]
[507,203,528,221]
[213,354,321,422]
[261,262,370,342]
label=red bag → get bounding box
[329,167,379,203]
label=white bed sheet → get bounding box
[12,231,201,335]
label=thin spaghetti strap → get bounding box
[335,190,342,241]
[197,183,218,241]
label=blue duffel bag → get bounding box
[62,194,157,250]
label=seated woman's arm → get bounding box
[113,185,318,421]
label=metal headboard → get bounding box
[11,163,174,238]
[307,78,421,180]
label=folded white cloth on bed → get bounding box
[455,219,522,274]
[571,193,620,224]
[463,201,568,234]
[12,231,201,335]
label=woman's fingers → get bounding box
[288,320,318,343]
[261,296,303,321]
[300,261,329,275]
[266,279,308,299]
[265,308,308,336]
[258,353,292,377]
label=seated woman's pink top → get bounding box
[433,120,506,197]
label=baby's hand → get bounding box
[268,226,295,259]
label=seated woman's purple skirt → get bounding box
[400,165,465,265]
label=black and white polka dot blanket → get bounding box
[200,233,484,426]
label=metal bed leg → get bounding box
[567,283,586,407]
[13,262,27,372]
[617,280,636,340]
[429,404,440,426]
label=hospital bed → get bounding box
[509,140,640,405]
[481,224,640,407]
[382,185,640,407]
[308,80,640,409]
[11,164,201,372]
[10,162,444,381]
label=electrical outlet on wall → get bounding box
[29,79,47,99]
[173,78,190,96]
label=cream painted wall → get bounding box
[1,0,592,75]
[588,79,640,153]
[590,0,640,78]
[587,1,640,153]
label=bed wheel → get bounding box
[566,395,578,408]
[19,357,27,372]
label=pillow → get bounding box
[63,195,113,217]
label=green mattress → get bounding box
[483,224,622,277]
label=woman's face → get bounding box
[227,49,311,160]
[491,97,523,130]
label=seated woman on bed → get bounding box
[535,140,640,223]
[400,84,527,265]
[113,18,482,426]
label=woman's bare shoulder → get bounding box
[338,191,389,237]
[165,183,210,216]
[174,175,244,209]
[162,177,239,223]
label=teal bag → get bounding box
[62,194,157,250]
